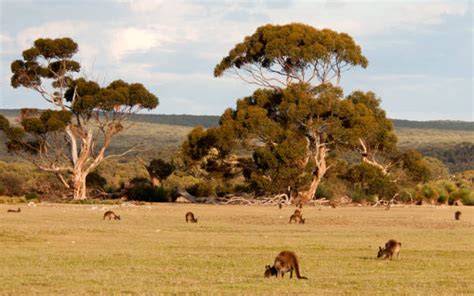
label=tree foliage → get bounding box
[214,23,368,87]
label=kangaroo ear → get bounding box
[379,246,382,250]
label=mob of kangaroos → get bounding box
[185,211,198,223]
[265,251,308,279]
[377,239,402,260]
[103,210,121,220]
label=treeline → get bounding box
[1,109,473,131]
[393,119,474,131]
[418,142,474,173]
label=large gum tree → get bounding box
[208,23,396,203]
[0,38,158,200]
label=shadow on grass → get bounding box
[356,256,378,261]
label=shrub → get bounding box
[351,186,366,203]
[420,184,438,200]
[129,181,170,202]
[86,171,107,189]
[399,190,415,203]
[0,174,25,196]
[450,189,474,206]
[215,182,234,197]
[24,191,39,200]
[316,183,333,199]
[187,181,215,197]
[437,194,447,204]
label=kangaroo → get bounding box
[293,209,301,216]
[264,251,308,279]
[377,239,401,260]
[185,211,198,223]
[289,214,305,224]
[103,210,121,220]
[455,211,462,220]
[7,208,21,213]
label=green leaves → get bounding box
[32,37,78,59]
[11,37,80,90]
[214,23,368,86]
[67,79,159,114]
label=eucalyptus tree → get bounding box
[0,38,158,200]
[204,23,396,202]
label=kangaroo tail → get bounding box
[294,260,307,279]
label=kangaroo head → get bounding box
[264,265,277,278]
[377,246,384,258]
[115,215,121,220]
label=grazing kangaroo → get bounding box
[185,211,198,223]
[289,214,305,224]
[7,208,21,213]
[103,210,121,220]
[455,211,462,220]
[264,251,308,279]
[377,239,401,260]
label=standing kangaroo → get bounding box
[103,211,121,220]
[264,251,308,279]
[377,239,401,260]
[185,211,198,223]
[7,208,21,213]
[289,214,305,224]
[455,211,462,220]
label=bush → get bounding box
[215,182,234,197]
[450,189,474,205]
[187,181,215,197]
[351,186,366,203]
[86,171,107,189]
[315,183,333,199]
[0,174,25,196]
[24,191,39,200]
[399,190,415,203]
[129,181,170,202]
[419,184,438,201]
[437,194,447,204]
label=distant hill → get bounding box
[392,119,473,131]
[1,109,473,172]
[1,109,473,131]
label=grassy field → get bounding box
[0,204,473,295]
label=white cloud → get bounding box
[110,27,161,60]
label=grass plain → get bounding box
[0,204,473,295]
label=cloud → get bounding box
[110,27,162,60]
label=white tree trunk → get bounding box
[72,173,87,200]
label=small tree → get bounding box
[0,38,158,200]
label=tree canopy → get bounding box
[214,23,368,88]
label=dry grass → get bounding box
[395,127,474,148]
[0,204,473,295]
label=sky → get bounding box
[0,0,472,121]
